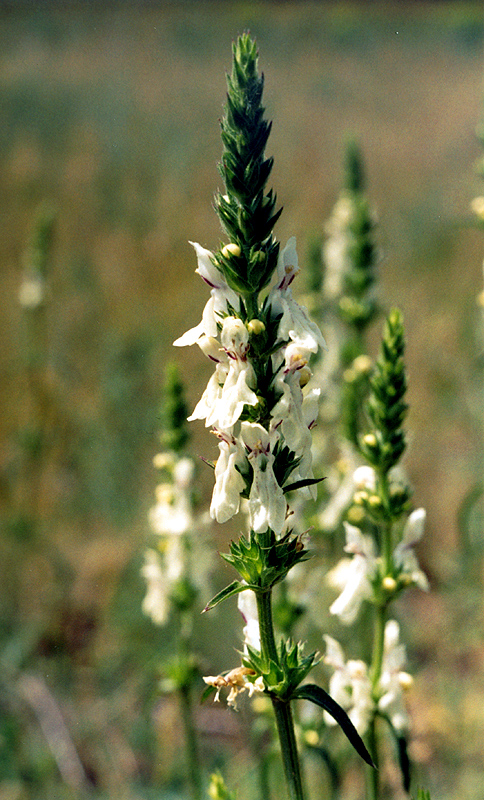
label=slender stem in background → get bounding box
[256,588,306,800]
[179,682,202,800]
[175,608,202,800]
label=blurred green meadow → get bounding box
[1,1,484,798]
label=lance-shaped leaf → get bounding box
[383,715,411,793]
[202,580,257,613]
[396,733,411,793]
[283,476,325,494]
[291,683,375,768]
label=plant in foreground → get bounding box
[174,33,373,800]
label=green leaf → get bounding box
[291,683,375,768]
[202,580,256,613]
[396,734,411,793]
[283,476,325,494]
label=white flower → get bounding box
[210,431,246,523]
[173,457,196,489]
[378,620,412,732]
[173,242,240,346]
[327,522,376,624]
[141,549,170,626]
[240,422,287,534]
[238,588,260,651]
[188,318,259,431]
[149,478,193,537]
[18,274,45,309]
[268,237,327,353]
[323,635,373,735]
[394,508,429,590]
[353,465,377,492]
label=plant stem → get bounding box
[256,588,306,800]
[367,602,387,800]
[179,682,203,800]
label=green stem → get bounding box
[175,608,202,800]
[179,682,203,800]
[365,714,380,800]
[367,602,387,800]
[256,588,306,800]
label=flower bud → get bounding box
[368,494,382,509]
[382,576,397,593]
[353,490,369,505]
[346,505,366,526]
[352,354,373,375]
[298,365,312,387]
[398,671,414,691]
[304,730,319,747]
[362,433,378,448]
[153,452,174,470]
[247,318,265,335]
[353,465,377,491]
[221,243,241,258]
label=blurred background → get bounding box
[1,1,484,799]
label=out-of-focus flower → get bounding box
[394,508,429,590]
[327,522,377,624]
[352,465,377,492]
[324,619,414,736]
[18,274,46,309]
[323,635,373,735]
[471,195,484,221]
[141,549,170,626]
[378,620,413,732]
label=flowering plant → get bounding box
[175,33,373,800]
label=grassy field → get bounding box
[1,2,484,798]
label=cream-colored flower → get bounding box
[240,422,286,534]
[203,666,264,710]
[210,432,246,523]
[268,237,327,353]
[323,635,373,735]
[327,522,377,624]
[394,508,429,590]
[173,242,240,346]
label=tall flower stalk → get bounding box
[175,34,373,800]
[325,309,429,798]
